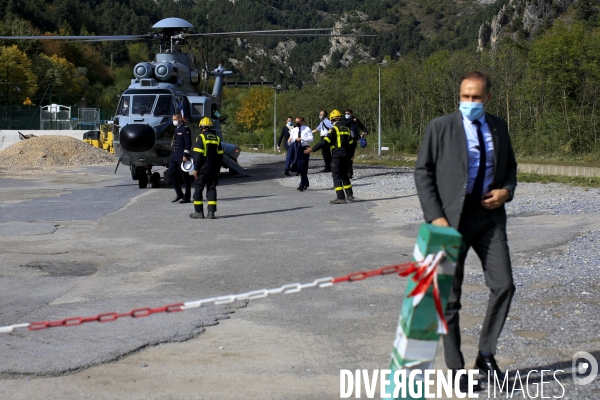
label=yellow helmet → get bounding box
[330,109,342,121]
[199,117,213,128]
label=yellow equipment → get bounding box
[82,125,115,154]
[83,131,101,148]
[100,125,114,154]
[330,109,342,121]
[199,117,213,127]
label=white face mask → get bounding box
[345,114,351,119]
[173,120,179,126]
[319,115,323,120]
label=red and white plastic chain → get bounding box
[0,251,447,334]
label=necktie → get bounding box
[471,120,486,205]
[297,126,301,139]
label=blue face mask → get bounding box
[287,121,293,126]
[459,102,485,121]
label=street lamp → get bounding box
[378,59,388,157]
[273,84,282,152]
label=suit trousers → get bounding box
[443,201,515,369]
[320,137,331,170]
[348,140,357,176]
[296,147,310,188]
[168,160,191,200]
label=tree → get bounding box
[235,87,272,130]
[0,45,38,104]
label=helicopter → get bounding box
[1,17,373,188]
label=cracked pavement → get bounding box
[0,155,598,399]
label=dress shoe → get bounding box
[346,195,355,201]
[297,186,304,191]
[284,170,290,176]
[452,369,482,392]
[303,185,309,190]
[475,353,505,380]
[330,198,347,204]
[207,211,216,219]
[189,212,205,219]
[179,199,191,204]
[172,195,183,203]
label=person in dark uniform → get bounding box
[344,109,367,179]
[305,110,354,204]
[279,116,293,176]
[277,116,293,153]
[168,113,192,203]
[190,117,224,220]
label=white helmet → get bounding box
[181,160,194,172]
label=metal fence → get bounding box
[0,106,115,130]
[0,105,41,129]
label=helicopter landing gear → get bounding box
[138,166,152,189]
[138,173,148,188]
[150,172,161,188]
[131,166,143,180]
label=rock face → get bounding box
[310,12,373,74]
[477,0,576,51]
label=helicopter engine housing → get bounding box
[154,62,177,82]
[133,62,154,80]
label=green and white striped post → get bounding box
[384,223,462,399]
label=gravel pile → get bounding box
[0,136,116,170]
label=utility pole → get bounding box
[273,84,281,152]
[378,60,388,157]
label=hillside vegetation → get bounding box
[1,0,599,160]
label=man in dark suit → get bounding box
[414,71,517,386]
[168,113,192,203]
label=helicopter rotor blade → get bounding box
[0,34,150,41]
[184,28,333,37]
[184,32,375,39]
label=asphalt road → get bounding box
[0,155,598,399]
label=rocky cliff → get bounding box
[478,0,576,51]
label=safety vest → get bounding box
[325,125,353,150]
[193,132,224,156]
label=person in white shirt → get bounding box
[312,110,333,172]
[288,116,313,191]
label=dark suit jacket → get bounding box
[414,111,517,229]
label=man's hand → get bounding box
[304,148,312,154]
[295,137,301,142]
[481,189,510,210]
[431,217,450,227]
[193,171,198,179]
[277,146,280,152]
[360,132,367,137]
[183,156,188,162]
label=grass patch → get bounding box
[518,173,600,188]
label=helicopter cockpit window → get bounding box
[118,96,130,116]
[153,95,172,116]
[132,95,157,115]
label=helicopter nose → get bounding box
[119,124,156,153]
